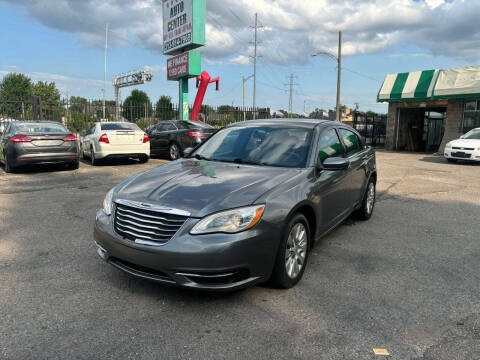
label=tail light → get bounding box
[99,133,109,144]
[143,133,150,143]
[10,136,32,143]
[188,131,206,139]
[64,134,77,142]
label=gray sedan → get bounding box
[94,119,376,290]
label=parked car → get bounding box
[146,120,215,160]
[0,121,79,173]
[444,127,480,163]
[94,119,377,291]
[81,122,150,165]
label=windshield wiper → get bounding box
[233,158,264,165]
[194,154,211,161]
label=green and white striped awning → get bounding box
[378,69,440,102]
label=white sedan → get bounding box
[444,127,480,163]
[81,122,150,165]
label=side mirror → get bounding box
[322,157,350,171]
[183,147,193,157]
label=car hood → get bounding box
[115,159,303,217]
[450,139,480,148]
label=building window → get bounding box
[463,100,480,133]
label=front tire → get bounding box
[270,213,310,289]
[356,178,376,220]
[169,142,181,161]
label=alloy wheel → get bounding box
[285,223,308,279]
[366,182,375,214]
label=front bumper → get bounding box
[444,148,480,161]
[93,210,280,291]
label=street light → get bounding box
[242,74,254,122]
[312,31,342,122]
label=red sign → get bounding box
[167,52,190,80]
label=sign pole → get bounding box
[179,78,189,120]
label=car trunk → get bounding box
[105,130,143,146]
[21,133,72,153]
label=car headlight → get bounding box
[445,142,453,149]
[190,205,265,235]
[103,188,114,216]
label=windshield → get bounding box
[462,129,480,139]
[192,126,313,168]
[15,122,69,134]
[101,123,140,131]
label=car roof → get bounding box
[13,120,64,125]
[226,118,332,129]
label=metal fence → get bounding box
[352,111,387,147]
[0,97,271,132]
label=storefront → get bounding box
[378,66,480,152]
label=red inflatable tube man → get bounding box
[190,71,219,121]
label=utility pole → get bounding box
[284,74,297,117]
[103,23,108,120]
[336,31,342,122]
[250,13,262,120]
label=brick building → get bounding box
[377,66,480,152]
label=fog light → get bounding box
[95,242,108,260]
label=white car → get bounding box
[444,127,480,163]
[81,122,150,165]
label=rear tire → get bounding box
[447,158,457,163]
[139,155,149,164]
[355,177,376,221]
[4,157,13,173]
[270,213,310,289]
[70,160,79,170]
[90,147,97,166]
[169,142,181,161]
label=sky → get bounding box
[0,0,479,114]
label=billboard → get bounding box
[167,51,202,80]
[162,0,205,56]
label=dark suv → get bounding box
[146,120,215,160]
[94,119,376,291]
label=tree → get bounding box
[0,73,33,101]
[123,90,152,122]
[0,73,33,119]
[156,95,173,120]
[32,81,60,104]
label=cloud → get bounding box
[229,55,250,66]
[4,0,480,65]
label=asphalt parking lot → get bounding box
[1,152,479,360]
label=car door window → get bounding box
[89,125,96,135]
[165,123,176,131]
[155,123,166,132]
[317,128,344,162]
[339,129,362,157]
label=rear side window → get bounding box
[15,123,69,134]
[339,129,362,156]
[317,128,343,161]
[101,123,140,131]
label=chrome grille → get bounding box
[114,201,189,245]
